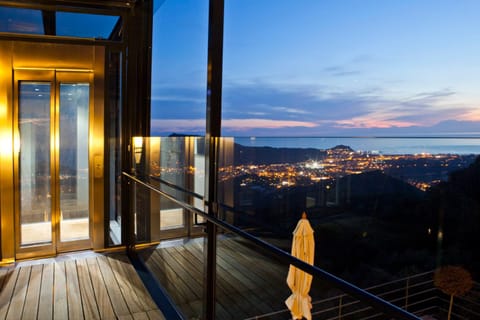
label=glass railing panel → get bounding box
[127,135,478,319]
[138,233,206,319]
[217,136,480,294]
[213,226,410,320]
[132,136,207,239]
[133,137,205,199]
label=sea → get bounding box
[234,137,480,155]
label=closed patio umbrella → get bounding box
[285,212,315,320]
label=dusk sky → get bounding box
[151,0,480,137]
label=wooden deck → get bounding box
[0,252,165,320]
[140,237,325,320]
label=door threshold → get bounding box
[14,250,97,266]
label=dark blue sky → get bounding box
[151,0,480,137]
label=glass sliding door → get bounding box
[18,81,53,246]
[58,82,90,243]
[15,70,93,258]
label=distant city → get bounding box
[219,144,476,192]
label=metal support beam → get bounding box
[204,0,224,318]
[41,10,56,35]
[122,0,153,251]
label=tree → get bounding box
[433,266,473,320]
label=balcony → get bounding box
[123,136,480,319]
[3,135,477,319]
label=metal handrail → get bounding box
[123,172,421,320]
[148,175,204,201]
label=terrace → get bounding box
[1,238,479,319]
[1,0,479,319]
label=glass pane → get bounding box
[19,82,52,245]
[0,7,43,34]
[150,0,208,136]
[56,12,120,39]
[59,83,89,242]
[107,51,123,246]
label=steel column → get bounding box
[204,0,224,318]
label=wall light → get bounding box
[133,136,143,164]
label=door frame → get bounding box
[0,40,105,262]
[13,69,95,259]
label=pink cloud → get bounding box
[222,118,317,129]
[334,117,417,129]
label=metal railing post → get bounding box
[204,0,224,318]
[338,295,343,319]
[405,277,410,311]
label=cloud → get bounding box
[408,89,456,101]
[222,118,317,129]
[323,66,361,77]
[334,118,417,129]
[272,106,311,115]
[151,94,204,104]
[151,119,206,134]
[150,80,480,136]
[151,118,317,134]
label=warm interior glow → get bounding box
[133,136,143,164]
[133,136,143,150]
[0,103,13,157]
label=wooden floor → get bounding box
[0,252,165,320]
[140,237,325,320]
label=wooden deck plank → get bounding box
[0,268,19,319]
[75,258,101,320]
[84,257,115,319]
[214,242,281,317]
[1,252,164,320]
[114,255,158,311]
[188,241,257,292]
[225,238,287,276]
[188,240,261,296]
[37,263,54,319]
[216,245,279,316]
[184,245,255,296]
[147,250,192,304]
[0,267,9,291]
[221,239,287,289]
[21,264,43,320]
[141,250,182,302]
[141,250,197,319]
[170,245,254,319]
[65,260,84,320]
[54,262,68,319]
[218,239,289,312]
[96,255,132,318]
[6,266,31,320]
[162,246,241,319]
[160,247,203,298]
[191,239,284,316]
[147,309,166,320]
[165,244,253,319]
[106,255,146,314]
[132,311,149,320]
[171,245,241,300]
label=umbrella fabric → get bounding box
[285,216,315,320]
